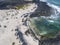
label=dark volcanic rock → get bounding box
[30,1,55,17]
[0,0,40,9]
[0,0,34,9]
[39,36,60,45]
[0,0,24,9]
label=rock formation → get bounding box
[30,1,55,17]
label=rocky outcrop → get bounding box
[30,1,55,17]
[0,0,25,9]
[0,0,38,9]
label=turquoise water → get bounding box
[30,16,60,38]
[47,0,60,6]
[30,0,60,38]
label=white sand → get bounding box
[0,3,38,45]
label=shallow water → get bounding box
[47,0,60,6]
[29,0,60,38]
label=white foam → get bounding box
[40,0,60,13]
[47,3,60,12]
[40,0,47,2]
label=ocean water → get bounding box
[47,0,60,6]
[30,0,60,38]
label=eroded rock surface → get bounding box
[30,1,55,17]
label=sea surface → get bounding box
[30,0,60,38]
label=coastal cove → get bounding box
[0,0,60,45]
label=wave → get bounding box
[47,3,60,13]
[40,0,47,2]
[40,0,60,20]
[46,2,60,20]
[40,0,60,12]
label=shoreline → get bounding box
[0,3,38,45]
